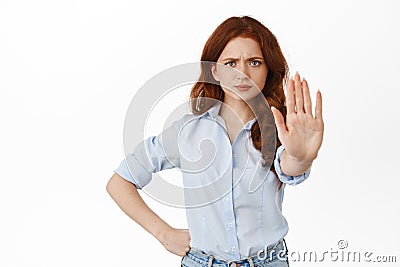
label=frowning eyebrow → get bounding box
[220,56,264,62]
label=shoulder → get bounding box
[178,110,210,127]
[171,104,218,132]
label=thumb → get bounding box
[271,106,287,138]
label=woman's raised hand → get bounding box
[271,72,324,166]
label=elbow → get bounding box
[106,173,119,197]
[106,173,138,198]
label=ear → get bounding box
[211,63,220,82]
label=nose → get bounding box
[235,62,250,81]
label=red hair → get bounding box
[189,16,289,188]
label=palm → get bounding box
[272,72,324,163]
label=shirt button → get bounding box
[227,222,233,228]
[225,197,230,203]
[231,246,237,252]
[232,153,237,158]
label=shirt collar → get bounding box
[205,101,222,119]
[202,101,256,131]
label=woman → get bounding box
[106,16,324,267]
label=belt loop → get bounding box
[248,257,255,267]
[208,255,214,267]
[283,238,288,253]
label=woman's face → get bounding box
[212,37,268,102]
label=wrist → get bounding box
[156,224,173,244]
[284,151,314,166]
[281,149,313,176]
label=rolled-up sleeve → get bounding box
[114,118,182,189]
[274,145,311,186]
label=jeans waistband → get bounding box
[185,239,288,267]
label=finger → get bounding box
[286,78,295,114]
[271,106,287,138]
[315,90,323,121]
[302,78,312,115]
[294,72,304,113]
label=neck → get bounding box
[219,97,255,125]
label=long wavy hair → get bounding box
[189,16,289,187]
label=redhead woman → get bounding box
[106,16,324,267]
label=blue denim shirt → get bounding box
[114,101,310,260]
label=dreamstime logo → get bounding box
[122,62,276,208]
[260,240,398,263]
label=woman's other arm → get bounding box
[106,173,190,256]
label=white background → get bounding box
[1,0,399,266]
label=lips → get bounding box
[234,84,252,91]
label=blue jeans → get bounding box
[181,239,290,267]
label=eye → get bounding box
[250,60,262,66]
[225,61,235,67]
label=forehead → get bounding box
[220,37,263,57]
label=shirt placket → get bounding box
[222,152,241,259]
[221,124,242,258]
